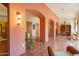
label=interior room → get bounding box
[0,3,79,56]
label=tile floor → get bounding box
[22,36,70,56]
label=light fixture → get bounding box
[16,12,21,25]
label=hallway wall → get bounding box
[9,3,58,55]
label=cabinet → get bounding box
[66,25,71,36]
[60,24,71,36]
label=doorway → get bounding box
[26,9,45,42]
[0,4,9,56]
[26,12,40,41]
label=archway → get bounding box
[26,9,45,42]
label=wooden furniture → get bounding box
[0,23,2,36]
[47,46,54,56]
[67,46,79,55]
[66,24,71,36]
[26,22,32,36]
[0,40,8,56]
[60,24,66,36]
[3,22,7,38]
[60,23,71,36]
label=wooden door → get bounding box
[26,22,32,36]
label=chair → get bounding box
[67,46,79,55]
[47,46,54,56]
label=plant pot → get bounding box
[25,38,35,49]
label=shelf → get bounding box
[60,24,71,36]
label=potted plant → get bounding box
[25,32,35,49]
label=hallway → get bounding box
[1,3,79,56]
[22,36,71,56]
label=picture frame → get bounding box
[33,24,35,30]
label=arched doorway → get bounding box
[26,9,45,42]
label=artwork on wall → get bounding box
[33,24,35,30]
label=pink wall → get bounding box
[9,3,58,55]
[50,20,54,38]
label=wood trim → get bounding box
[2,3,10,56]
[2,3,9,8]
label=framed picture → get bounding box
[33,24,35,30]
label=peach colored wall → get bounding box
[50,20,54,37]
[9,3,58,55]
[9,4,26,55]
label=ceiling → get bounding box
[26,12,40,24]
[46,3,79,19]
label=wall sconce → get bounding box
[16,12,21,25]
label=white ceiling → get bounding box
[46,3,79,19]
[26,12,40,24]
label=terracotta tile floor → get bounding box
[22,36,69,56]
[22,41,48,56]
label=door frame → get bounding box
[2,3,10,56]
